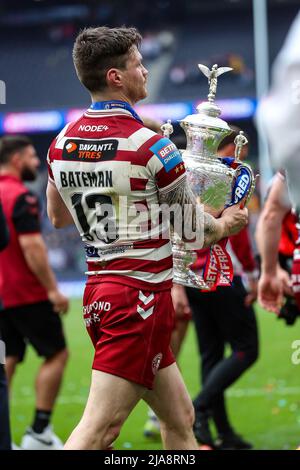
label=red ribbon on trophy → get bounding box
[203,240,234,290]
[192,239,234,292]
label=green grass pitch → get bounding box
[9,299,300,450]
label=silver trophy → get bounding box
[162,64,256,289]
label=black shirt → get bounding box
[0,201,8,251]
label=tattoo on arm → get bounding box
[159,175,222,246]
[203,212,223,247]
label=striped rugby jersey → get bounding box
[47,104,186,290]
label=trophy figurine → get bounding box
[234,130,248,160]
[164,64,256,289]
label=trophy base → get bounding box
[173,270,211,290]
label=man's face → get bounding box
[121,46,148,104]
[18,145,40,181]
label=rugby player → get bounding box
[256,171,294,313]
[47,26,248,450]
[0,136,69,450]
[0,199,10,450]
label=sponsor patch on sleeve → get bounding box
[150,137,183,172]
[62,139,118,161]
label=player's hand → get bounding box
[48,289,69,314]
[244,277,258,306]
[257,272,284,314]
[171,283,192,319]
[277,266,293,297]
[221,204,248,237]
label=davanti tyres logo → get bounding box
[65,142,78,153]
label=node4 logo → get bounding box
[0,80,6,104]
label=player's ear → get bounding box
[106,68,122,88]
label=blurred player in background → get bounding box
[47,26,248,450]
[0,198,11,450]
[0,136,69,450]
[258,11,300,212]
[256,171,294,313]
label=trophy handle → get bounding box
[232,162,258,207]
[231,130,257,207]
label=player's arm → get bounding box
[46,140,74,228]
[204,204,248,247]
[159,177,248,248]
[230,227,259,305]
[19,234,68,313]
[147,135,247,248]
[255,174,292,313]
[256,174,290,276]
[46,181,74,228]
[13,192,69,314]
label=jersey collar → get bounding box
[89,100,143,124]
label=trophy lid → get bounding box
[180,64,233,132]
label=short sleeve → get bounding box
[12,192,41,234]
[146,137,186,193]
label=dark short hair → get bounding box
[0,135,32,165]
[73,26,142,93]
[218,125,249,151]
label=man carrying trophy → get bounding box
[46,26,248,450]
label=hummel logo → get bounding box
[137,304,154,320]
[138,291,154,304]
[137,291,155,320]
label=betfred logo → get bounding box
[150,137,183,173]
[66,142,78,153]
[158,142,176,159]
[233,168,251,204]
[62,138,118,161]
